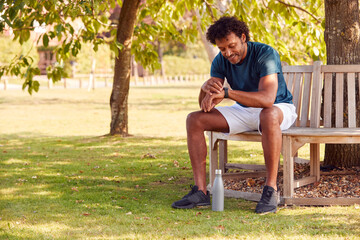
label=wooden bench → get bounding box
[208,61,360,205]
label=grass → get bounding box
[0,83,359,239]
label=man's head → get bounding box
[206,17,250,65]
[206,16,250,45]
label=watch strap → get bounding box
[223,87,229,98]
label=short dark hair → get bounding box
[206,16,250,45]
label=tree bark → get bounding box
[195,9,219,63]
[157,40,165,76]
[110,0,141,136]
[324,0,360,167]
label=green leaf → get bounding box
[43,34,49,47]
[33,80,40,92]
[64,42,71,53]
[93,43,98,52]
[9,8,17,21]
[55,24,63,36]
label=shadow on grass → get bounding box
[0,134,359,239]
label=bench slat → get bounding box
[336,73,344,127]
[292,73,303,126]
[310,61,322,128]
[283,65,314,72]
[283,72,289,86]
[324,73,333,128]
[283,127,360,136]
[287,73,294,93]
[322,65,360,73]
[300,72,312,127]
[347,73,356,128]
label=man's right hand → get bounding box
[201,77,224,95]
[201,90,225,112]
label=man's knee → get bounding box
[260,107,283,127]
[186,111,204,131]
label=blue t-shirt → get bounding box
[211,41,293,107]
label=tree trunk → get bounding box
[110,0,141,136]
[157,40,165,76]
[324,0,360,167]
[194,9,219,63]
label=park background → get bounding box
[1,0,360,239]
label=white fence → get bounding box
[0,73,210,90]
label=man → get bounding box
[171,16,297,214]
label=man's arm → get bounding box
[228,73,278,108]
[201,73,278,112]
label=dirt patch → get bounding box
[224,163,360,198]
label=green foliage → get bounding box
[204,0,326,64]
[1,0,116,92]
[1,0,326,93]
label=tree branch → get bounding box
[276,0,321,24]
[204,1,216,21]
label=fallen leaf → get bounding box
[71,187,79,192]
[246,178,255,186]
[173,160,179,167]
[196,212,202,216]
[142,153,156,159]
[82,213,91,216]
[126,212,132,215]
[213,225,225,231]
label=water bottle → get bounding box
[212,169,224,211]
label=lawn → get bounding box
[0,84,359,239]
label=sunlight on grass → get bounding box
[0,86,359,239]
[3,159,29,165]
[0,187,19,195]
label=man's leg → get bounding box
[259,106,283,191]
[171,109,229,209]
[186,109,229,194]
[255,106,283,214]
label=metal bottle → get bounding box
[212,169,224,211]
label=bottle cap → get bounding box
[215,169,222,174]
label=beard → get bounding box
[226,54,241,64]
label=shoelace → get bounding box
[183,184,197,199]
[260,187,273,202]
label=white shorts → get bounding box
[216,103,297,135]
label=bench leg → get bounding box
[219,140,228,174]
[282,136,294,200]
[310,143,321,181]
[209,132,219,187]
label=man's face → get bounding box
[215,32,247,65]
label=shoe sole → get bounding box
[171,202,211,209]
[255,208,277,215]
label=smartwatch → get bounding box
[223,87,229,98]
